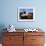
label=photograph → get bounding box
[18,7,35,21]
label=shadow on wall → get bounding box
[0,24,7,43]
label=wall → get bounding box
[0,0,46,30]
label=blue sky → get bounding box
[20,8,33,13]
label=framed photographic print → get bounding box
[17,7,35,21]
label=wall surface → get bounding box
[0,0,46,30]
